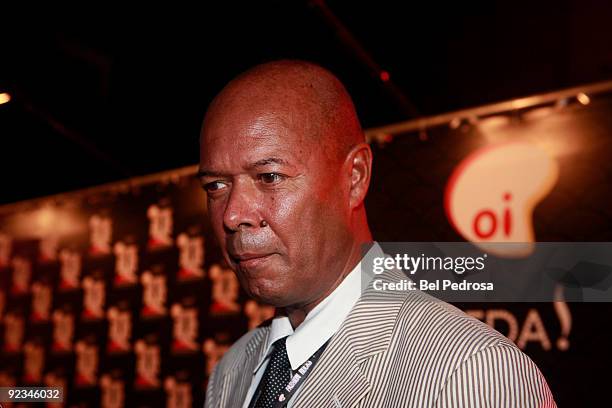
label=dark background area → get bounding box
[1,0,612,205]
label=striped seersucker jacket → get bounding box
[204,267,556,407]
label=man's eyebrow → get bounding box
[246,157,290,169]
[196,158,292,179]
[196,169,225,178]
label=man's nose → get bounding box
[222,181,260,232]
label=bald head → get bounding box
[201,60,364,162]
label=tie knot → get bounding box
[269,337,290,367]
[273,336,288,350]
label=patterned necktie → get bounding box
[254,336,292,408]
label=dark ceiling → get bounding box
[2,0,611,205]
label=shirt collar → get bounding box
[254,242,385,372]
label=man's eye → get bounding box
[202,181,227,193]
[259,173,285,184]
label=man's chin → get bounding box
[244,284,295,308]
[248,292,288,307]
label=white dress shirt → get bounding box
[242,242,385,408]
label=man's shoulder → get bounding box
[390,283,514,351]
[402,292,512,348]
[392,294,556,405]
[357,269,517,367]
[354,277,556,403]
[368,269,513,349]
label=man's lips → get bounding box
[231,253,275,269]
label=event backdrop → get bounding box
[1,85,612,407]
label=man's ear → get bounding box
[347,142,373,209]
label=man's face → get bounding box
[199,107,351,308]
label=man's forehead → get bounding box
[203,103,313,138]
[201,108,314,158]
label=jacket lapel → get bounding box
[291,268,407,408]
[291,340,371,408]
[218,326,270,408]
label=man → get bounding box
[199,60,556,407]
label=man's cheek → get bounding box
[265,196,303,235]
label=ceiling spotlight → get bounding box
[576,92,590,105]
[0,92,11,105]
[450,117,462,129]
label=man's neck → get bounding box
[283,238,374,329]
